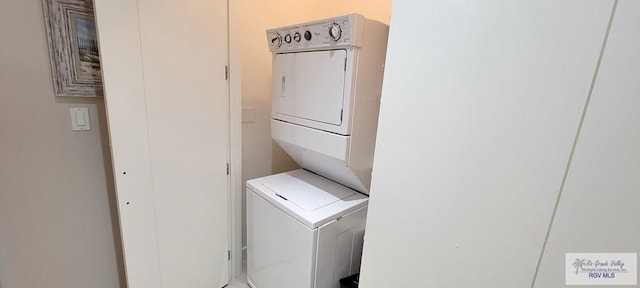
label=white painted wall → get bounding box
[534,0,640,285]
[359,0,622,287]
[0,1,124,287]
[239,0,392,246]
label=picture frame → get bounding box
[42,0,103,97]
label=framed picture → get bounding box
[42,0,102,97]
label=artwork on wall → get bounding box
[42,0,103,97]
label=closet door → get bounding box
[533,1,640,286]
[94,0,230,287]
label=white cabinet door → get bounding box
[272,50,347,126]
[94,0,230,287]
[534,1,640,286]
[358,0,615,287]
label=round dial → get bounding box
[328,23,342,41]
[304,30,312,41]
[293,32,301,42]
[270,33,282,48]
[284,34,292,43]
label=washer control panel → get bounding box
[267,14,360,52]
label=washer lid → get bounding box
[247,169,368,229]
[263,170,354,211]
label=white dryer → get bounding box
[268,13,389,194]
[247,13,388,288]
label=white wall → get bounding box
[359,0,635,287]
[239,0,392,246]
[0,1,124,287]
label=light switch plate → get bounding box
[242,107,256,123]
[70,107,91,131]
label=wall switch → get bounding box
[70,107,91,131]
[242,107,256,123]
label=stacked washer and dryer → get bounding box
[246,14,389,288]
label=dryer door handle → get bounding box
[281,74,287,97]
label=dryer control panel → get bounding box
[266,13,364,52]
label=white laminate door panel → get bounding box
[137,0,230,287]
[94,0,230,287]
[92,0,162,286]
[534,1,640,286]
[358,0,615,287]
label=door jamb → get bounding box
[228,0,243,281]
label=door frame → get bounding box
[228,0,244,281]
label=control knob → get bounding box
[284,34,292,43]
[293,32,301,42]
[270,33,282,48]
[328,23,342,41]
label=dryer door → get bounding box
[272,50,347,127]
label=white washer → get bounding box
[247,170,368,288]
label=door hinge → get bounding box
[225,65,229,80]
[227,250,231,261]
[226,163,230,175]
